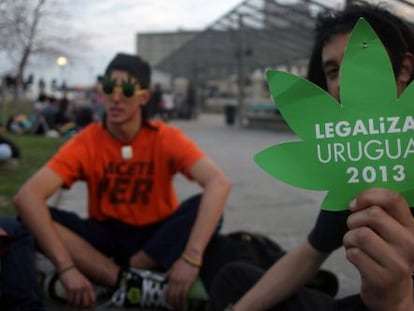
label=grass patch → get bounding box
[0,134,66,215]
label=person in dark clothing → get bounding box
[208,3,414,311]
[54,97,70,128]
[0,123,20,171]
[184,83,196,120]
[0,217,46,311]
[148,83,167,120]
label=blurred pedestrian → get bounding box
[0,123,20,171]
[149,83,167,120]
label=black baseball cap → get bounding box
[105,53,151,89]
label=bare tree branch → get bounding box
[0,0,88,93]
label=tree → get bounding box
[0,0,86,95]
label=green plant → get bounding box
[0,134,66,215]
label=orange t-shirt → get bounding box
[47,121,205,226]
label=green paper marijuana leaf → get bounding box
[254,18,414,211]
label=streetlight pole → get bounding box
[236,13,246,127]
[56,56,68,93]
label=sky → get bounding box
[3,0,413,91]
[18,0,243,89]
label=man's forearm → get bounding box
[364,277,414,311]
[234,240,327,311]
[15,195,73,270]
[183,176,231,261]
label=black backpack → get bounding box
[201,231,338,297]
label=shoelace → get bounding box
[104,285,127,308]
[141,276,168,308]
[100,269,169,309]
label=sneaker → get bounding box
[107,268,169,309]
[105,268,209,310]
[36,253,66,303]
[36,253,111,304]
[40,271,67,303]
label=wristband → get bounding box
[181,253,202,268]
[58,264,76,276]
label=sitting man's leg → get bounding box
[0,217,45,311]
[48,208,121,288]
[50,196,203,289]
[129,194,203,270]
[106,194,210,309]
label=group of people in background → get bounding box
[31,94,70,135]
[147,82,198,122]
[6,93,96,138]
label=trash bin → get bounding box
[224,105,236,125]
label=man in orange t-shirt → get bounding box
[15,53,231,310]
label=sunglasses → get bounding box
[101,76,147,99]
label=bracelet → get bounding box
[58,264,76,276]
[181,253,202,268]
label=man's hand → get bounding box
[343,188,414,311]
[60,267,96,309]
[166,258,199,310]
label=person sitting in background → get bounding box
[31,94,50,135]
[0,123,20,171]
[6,114,31,135]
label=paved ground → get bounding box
[45,113,360,310]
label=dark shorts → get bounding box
[50,194,202,269]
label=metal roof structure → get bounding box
[153,0,414,126]
[156,0,332,81]
[155,0,414,81]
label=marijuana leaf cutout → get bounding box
[254,18,414,211]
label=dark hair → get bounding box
[104,53,156,129]
[307,1,414,90]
